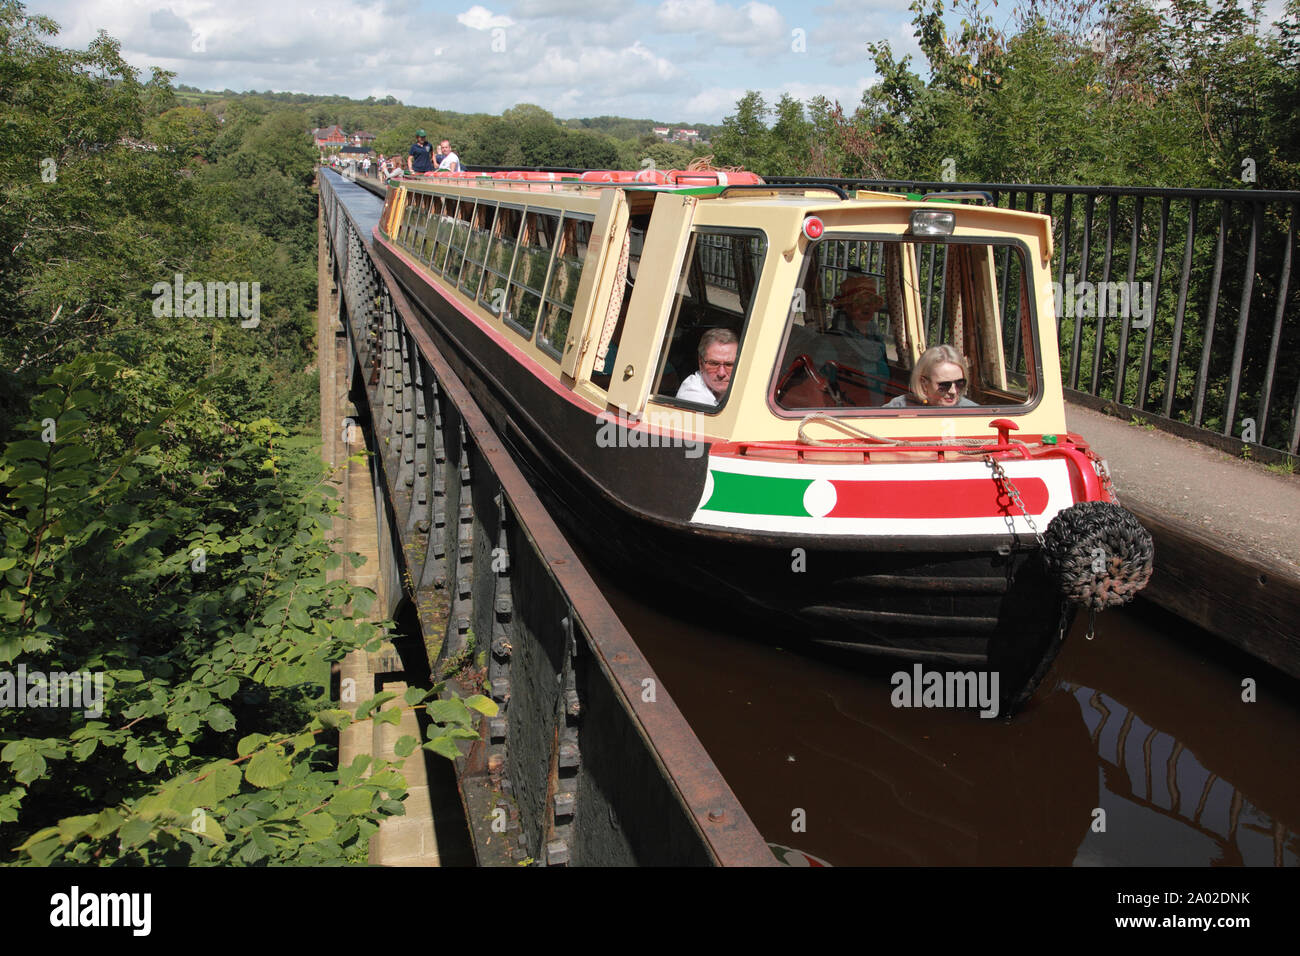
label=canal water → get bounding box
[590,569,1300,867]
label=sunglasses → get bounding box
[703,360,735,371]
[926,377,966,392]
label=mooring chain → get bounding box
[984,455,1046,551]
[1089,449,1116,501]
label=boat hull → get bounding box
[374,234,1071,710]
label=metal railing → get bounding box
[770,177,1300,457]
[318,168,776,867]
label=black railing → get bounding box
[770,176,1300,457]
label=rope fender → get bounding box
[1042,501,1155,610]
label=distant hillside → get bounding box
[170,88,719,170]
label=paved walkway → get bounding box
[1065,404,1300,574]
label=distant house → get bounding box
[652,127,670,139]
[351,131,376,146]
[313,125,346,148]
[673,129,700,143]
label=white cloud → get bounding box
[457,5,516,30]
[511,0,616,17]
[25,0,910,124]
[517,40,679,90]
[655,0,785,47]
[682,85,748,119]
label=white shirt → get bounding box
[437,151,461,172]
[675,372,718,406]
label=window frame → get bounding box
[502,206,562,341]
[536,211,595,362]
[458,200,498,302]
[650,225,769,415]
[478,202,527,319]
[767,232,1045,418]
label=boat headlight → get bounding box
[910,210,956,236]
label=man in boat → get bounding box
[437,139,462,173]
[883,344,978,408]
[812,273,891,405]
[676,328,738,407]
[408,130,435,174]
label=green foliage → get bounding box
[0,360,498,864]
[0,2,504,866]
[470,114,620,168]
[711,0,1299,190]
[712,91,772,173]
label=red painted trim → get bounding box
[711,439,1045,462]
[827,477,1052,519]
[1049,444,1106,502]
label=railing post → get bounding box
[1165,197,1199,418]
[1136,196,1169,410]
[1223,203,1262,437]
[1113,194,1143,403]
[1256,206,1295,442]
[1192,201,1231,428]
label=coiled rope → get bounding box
[1042,501,1154,611]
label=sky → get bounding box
[27,0,928,123]
[25,0,1296,125]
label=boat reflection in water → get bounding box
[599,569,1300,865]
[1068,683,1297,866]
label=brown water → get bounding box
[592,572,1300,867]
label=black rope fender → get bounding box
[1042,501,1155,610]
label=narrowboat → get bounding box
[369,166,1153,713]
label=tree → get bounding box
[767,94,813,176]
[712,91,771,171]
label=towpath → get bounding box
[1065,404,1299,572]
[1064,402,1300,678]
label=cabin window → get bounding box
[590,215,649,390]
[772,237,1038,413]
[440,198,475,281]
[431,197,463,275]
[502,209,560,339]
[398,193,421,246]
[414,194,438,261]
[537,214,592,361]
[479,205,525,319]
[650,228,766,410]
[459,202,497,300]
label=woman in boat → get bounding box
[883,344,978,408]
